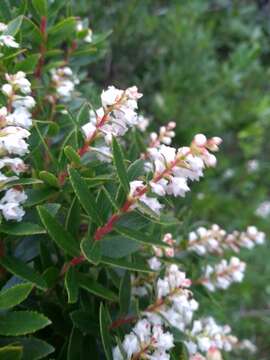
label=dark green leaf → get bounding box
[127,159,145,181]
[99,304,112,360]
[6,179,43,189]
[81,238,101,266]
[48,17,76,45]
[77,274,118,302]
[70,311,98,335]
[0,222,45,236]
[37,206,80,257]
[18,337,54,360]
[112,137,129,193]
[67,327,83,360]
[0,311,51,336]
[32,0,48,16]
[14,54,40,73]
[115,225,165,247]
[101,235,140,258]
[119,271,131,314]
[65,267,79,304]
[68,167,102,225]
[0,345,22,360]
[64,146,81,165]
[101,257,152,273]
[0,256,47,290]
[24,188,57,207]
[0,283,33,310]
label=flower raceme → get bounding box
[185,317,239,357]
[93,134,221,241]
[81,85,143,155]
[0,22,19,50]
[0,71,34,221]
[50,66,79,102]
[113,319,174,360]
[199,257,246,292]
[129,135,222,213]
[188,224,265,255]
[113,265,196,360]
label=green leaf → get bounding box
[127,159,145,181]
[4,16,23,36]
[101,235,140,258]
[17,337,54,360]
[84,176,113,188]
[0,311,51,336]
[65,197,80,237]
[6,178,43,189]
[0,222,46,236]
[64,146,81,165]
[76,102,89,125]
[81,238,101,266]
[0,345,22,360]
[68,167,102,225]
[0,283,33,310]
[115,225,165,247]
[99,304,112,360]
[77,274,118,302]
[39,171,59,188]
[37,206,80,257]
[14,54,40,73]
[48,17,76,45]
[101,257,152,273]
[67,327,83,360]
[43,267,58,288]
[24,188,57,207]
[70,311,98,335]
[64,267,79,304]
[32,0,48,16]
[112,137,129,193]
[119,271,131,314]
[0,256,47,290]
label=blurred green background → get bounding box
[73,0,270,358]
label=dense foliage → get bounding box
[0,1,268,359]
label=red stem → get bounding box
[35,16,47,79]
[110,315,137,330]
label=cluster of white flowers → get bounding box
[255,200,270,218]
[120,260,255,359]
[76,20,93,43]
[185,317,238,357]
[188,224,265,255]
[148,233,176,271]
[0,22,19,51]
[114,265,197,359]
[200,257,246,292]
[136,114,150,132]
[82,86,143,148]
[128,134,222,215]
[144,265,198,333]
[0,71,34,221]
[50,67,79,102]
[148,121,176,147]
[113,319,174,360]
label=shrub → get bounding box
[0,1,267,359]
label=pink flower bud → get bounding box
[194,133,207,147]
